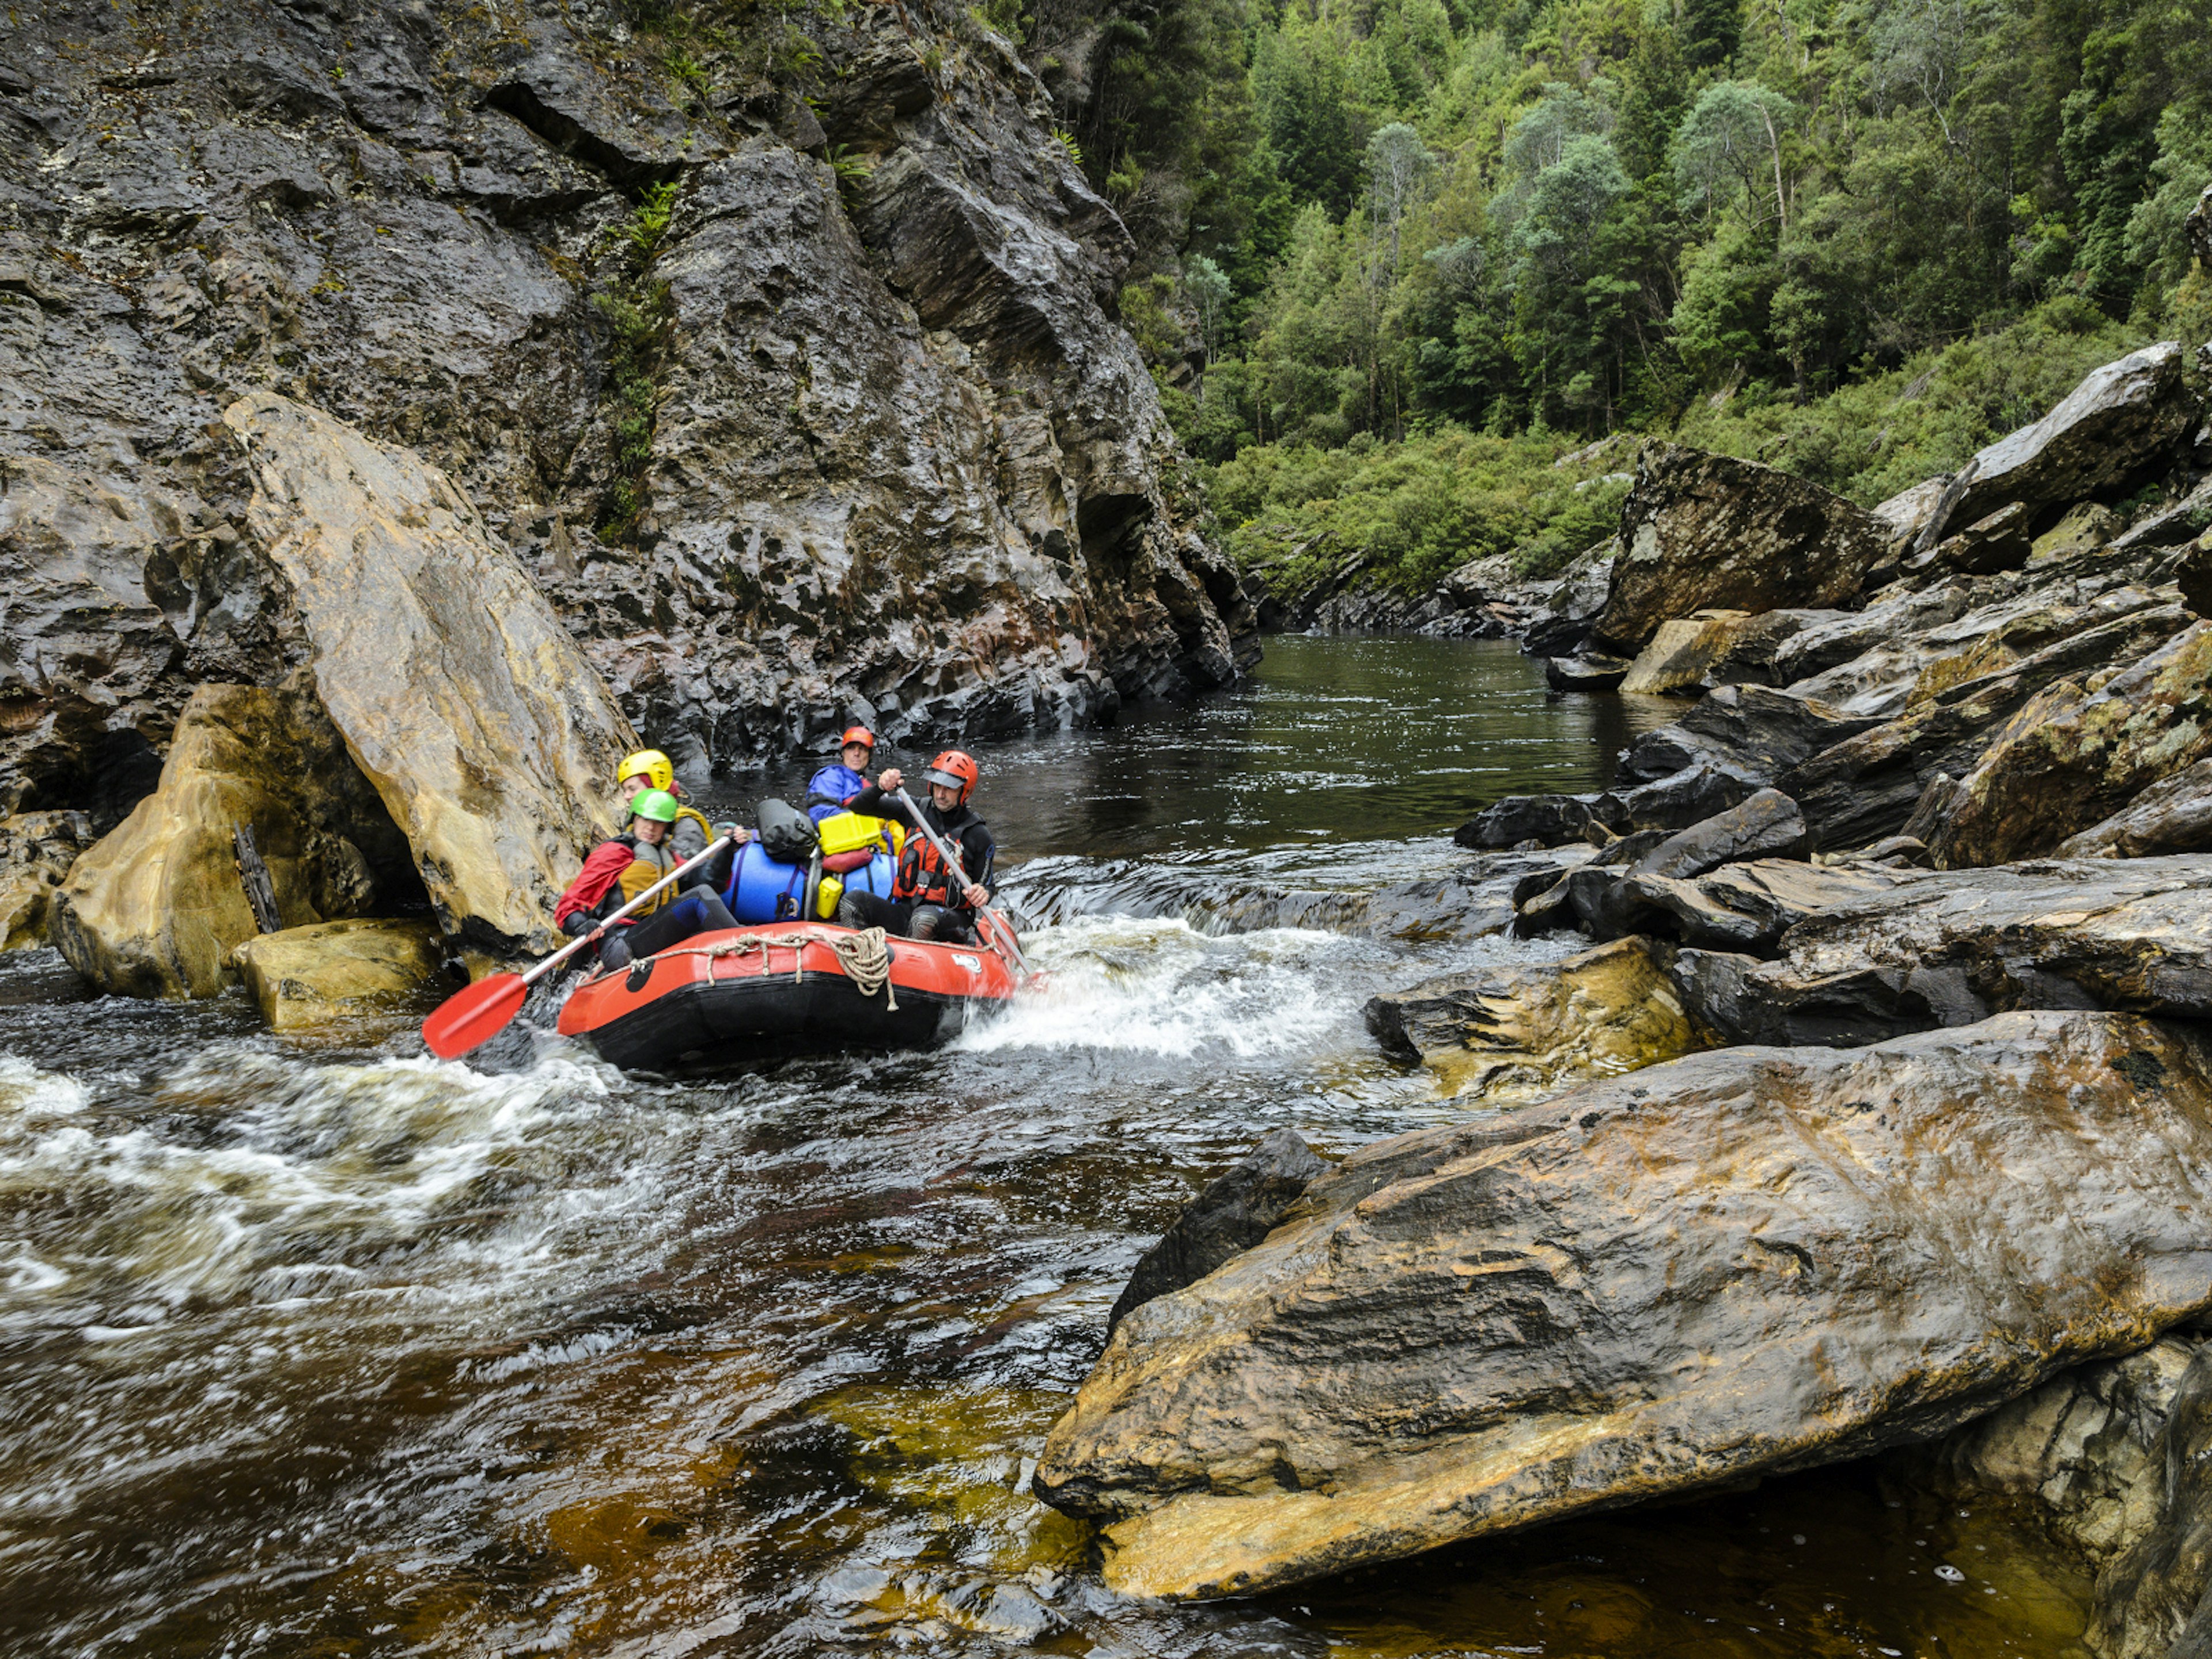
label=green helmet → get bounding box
[629,787,680,824]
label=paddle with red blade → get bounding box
[422,834,737,1060]
[893,787,1030,976]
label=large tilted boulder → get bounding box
[1921,342,2194,547]
[1667,854,2212,1047]
[1592,445,1890,653]
[1783,597,2190,850]
[1363,936,1713,1099]
[225,393,638,954]
[233,918,445,1032]
[1924,622,2212,868]
[1034,1012,2212,1601]
[47,676,414,997]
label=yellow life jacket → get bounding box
[613,836,677,915]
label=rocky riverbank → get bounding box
[1,0,1256,1009]
[1036,335,2212,1653]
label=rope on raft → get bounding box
[653,926,897,1009]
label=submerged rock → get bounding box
[226,393,637,955]
[1363,936,1713,1100]
[1592,444,1889,653]
[1034,1013,2212,1601]
[49,677,416,997]
[234,917,444,1032]
[1107,1130,1325,1337]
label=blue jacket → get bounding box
[805,762,870,820]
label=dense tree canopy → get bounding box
[1003,0,2212,581]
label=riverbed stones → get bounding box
[226,393,638,956]
[233,917,444,1032]
[1363,937,1712,1099]
[47,677,415,998]
[1592,445,1890,653]
[1033,1012,2212,1601]
[1924,622,2212,868]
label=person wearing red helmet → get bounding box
[805,725,876,823]
[840,748,995,943]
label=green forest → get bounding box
[993,0,2212,593]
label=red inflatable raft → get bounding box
[555,920,1023,1070]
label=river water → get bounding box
[1,637,2092,1657]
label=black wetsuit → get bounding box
[838,785,995,943]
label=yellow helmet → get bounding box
[617,748,675,793]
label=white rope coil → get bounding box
[653,926,897,1008]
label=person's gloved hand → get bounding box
[560,912,597,938]
[716,821,750,845]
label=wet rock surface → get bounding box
[1036,1012,2212,1601]
[1665,855,2212,1046]
[1107,1131,1325,1337]
[228,392,638,955]
[48,675,417,997]
[1593,444,1889,653]
[233,916,445,1032]
[1363,935,1713,1100]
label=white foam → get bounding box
[953,915,1371,1059]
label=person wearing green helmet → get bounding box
[554,787,740,969]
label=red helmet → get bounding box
[838,725,876,752]
[921,748,979,802]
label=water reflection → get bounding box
[703,636,1679,858]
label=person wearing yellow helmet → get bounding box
[556,788,739,969]
[615,747,732,862]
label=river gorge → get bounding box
[1,637,2100,1658]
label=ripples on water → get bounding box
[0,639,2088,1656]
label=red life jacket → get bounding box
[894,830,960,904]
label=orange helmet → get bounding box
[921,749,979,803]
[838,725,876,752]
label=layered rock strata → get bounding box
[1036,1013,2212,1600]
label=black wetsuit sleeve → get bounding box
[960,823,995,903]
[849,785,915,827]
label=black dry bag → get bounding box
[756,797,819,865]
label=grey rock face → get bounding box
[1926,342,2193,544]
[1627,789,1809,881]
[2063,758,2212,858]
[1105,1130,1325,1337]
[0,0,1249,813]
[1667,855,2212,1046]
[1593,444,1890,653]
[1036,1012,2212,1601]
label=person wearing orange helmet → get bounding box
[840,748,995,943]
[805,726,877,823]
